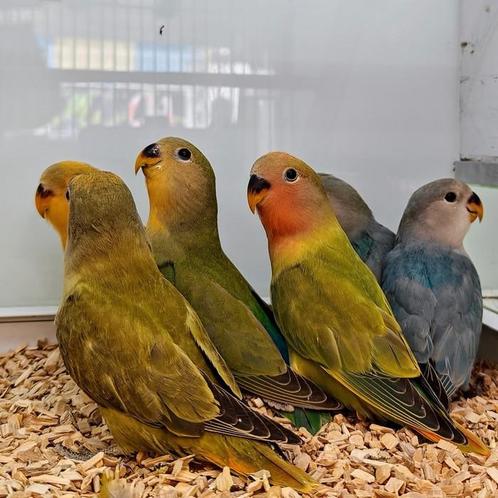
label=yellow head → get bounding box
[35,161,98,249]
[134,137,218,236]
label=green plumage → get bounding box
[55,170,317,491]
[249,152,489,455]
[137,137,341,433]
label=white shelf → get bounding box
[0,306,57,323]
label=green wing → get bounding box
[271,249,474,443]
[272,254,419,378]
[177,270,340,411]
[56,286,219,437]
[181,272,286,377]
[56,283,298,443]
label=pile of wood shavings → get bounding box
[2,342,498,498]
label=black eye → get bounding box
[283,168,298,182]
[65,190,70,201]
[176,148,192,161]
[444,192,457,203]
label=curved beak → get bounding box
[35,183,52,218]
[466,192,484,223]
[135,142,162,175]
[247,174,271,213]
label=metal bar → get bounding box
[46,69,313,89]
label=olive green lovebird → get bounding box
[135,137,342,433]
[247,152,489,456]
[55,170,317,491]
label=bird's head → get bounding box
[35,161,97,249]
[135,137,217,233]
[248,152,333,241]
[66,171,143,246]
[399,178,483,247]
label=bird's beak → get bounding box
[35,183,52,218]
[466,192,484,223]
[135,142,162,175]
[247,174,271,213]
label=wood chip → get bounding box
[380,433,399,450]
[486,466,498,484]
[351,469,375,483]
[2,345,498,497]
[375,465,391,484]
[385,477,405,494]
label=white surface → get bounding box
[459,0,498,290]
[460,0,498,158]
[0,0,460,307]
[0,305,57,321]
[483,308,498,332]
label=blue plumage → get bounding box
[382,178,483,399]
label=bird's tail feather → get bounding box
[283,408,331,434]
[195,433,318,492]
[411,422,489,456]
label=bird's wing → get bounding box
[205,380,301,444]
[382,246,483,394]
[270,253,473,443]
[56,288,219,437]
[57,286,298,443]
[272,254,420,379]
[181,273,286,377]
[246,287,290,363]
[181,273,340,410]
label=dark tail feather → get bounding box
[419,361,450,409]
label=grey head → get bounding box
[397,178,483,249]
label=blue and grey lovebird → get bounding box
[319,173,395,281]
[382,179,484,402]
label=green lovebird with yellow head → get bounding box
[35,161,98,248]
[135,137,342,433]
[247,152,489,456]
[53,170,318,491]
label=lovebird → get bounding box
[247,152,489,456]
[135,137,342,433]
[54,170,316,491]
[319,173,395,281]
[382,179,483,401]
[35,161,98,248]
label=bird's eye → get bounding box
[65,190,70,201]
[283,168,298,183]
[176,148,192,161]
[444,192,457,203]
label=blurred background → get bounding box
[0,0,496,312]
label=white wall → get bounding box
[0,0,460,307]
[460,0,498,158]
[459,0,498,290]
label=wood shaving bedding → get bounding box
[1,341,498,497]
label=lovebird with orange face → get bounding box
[52,170,317,491]
[35,161,98,248]
[135,137,342,434]
[247,152,489,456]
